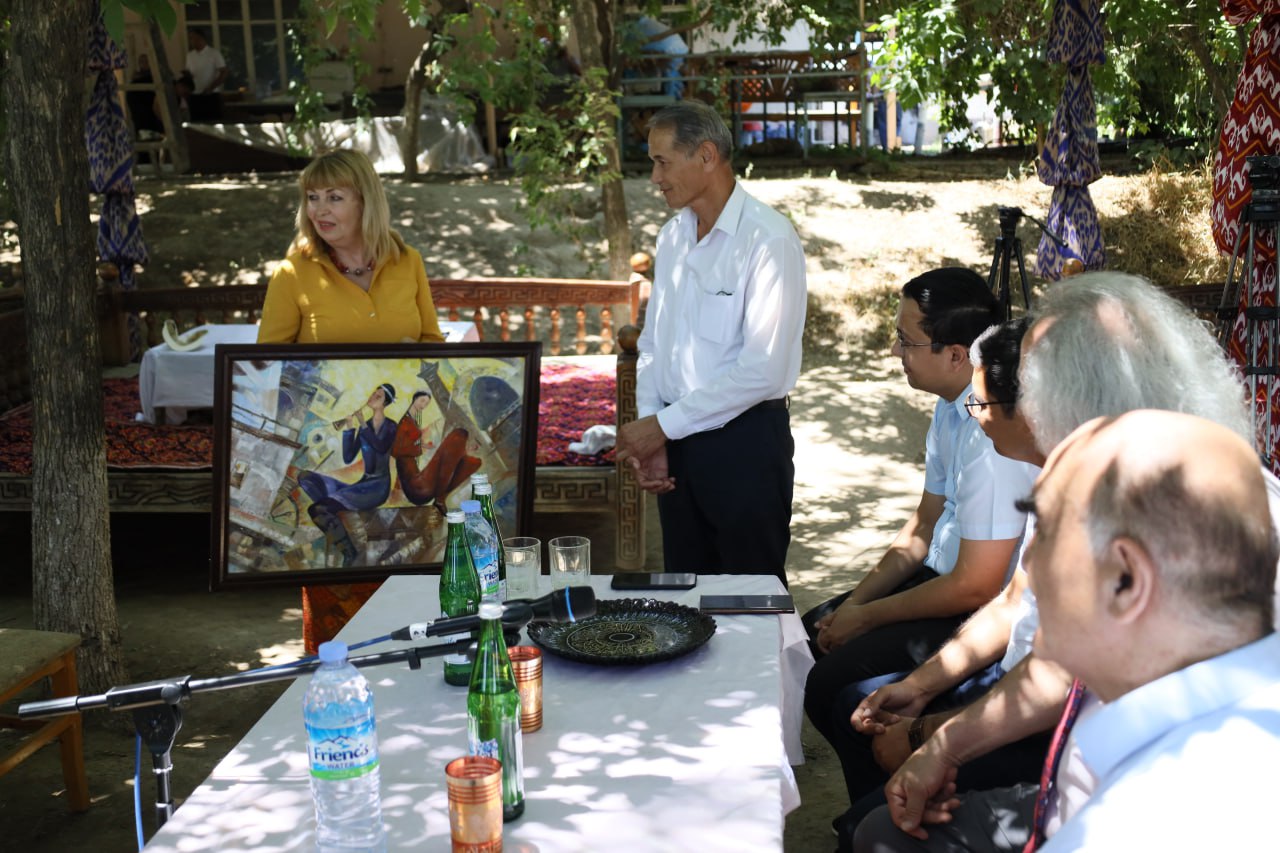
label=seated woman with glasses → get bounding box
[800,268,1041,845]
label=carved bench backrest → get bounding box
[101,276,642,363]
[0,278,644,417]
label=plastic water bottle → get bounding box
[472,480,508,600]
[303,640,385,851]
[440,510,481,686]
[461,499,500,599]
[468,598,525,821]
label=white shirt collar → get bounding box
[677,181,745,242]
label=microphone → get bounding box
[390,586,597,641]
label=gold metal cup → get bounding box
[508,645,543,733]
[446,755,503,852]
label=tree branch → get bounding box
[1176,24,1233,117]
[642,6,714,45]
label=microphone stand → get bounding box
[18,632,520,833]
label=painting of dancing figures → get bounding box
[211,342,540,588]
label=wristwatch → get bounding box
[908,715,929,752]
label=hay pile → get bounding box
[1100,165,1227,288]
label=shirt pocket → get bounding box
[695,287,738,343]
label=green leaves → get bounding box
[101,0,188,45]
[866,0,1244,148]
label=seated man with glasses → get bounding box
[802,270,1040,844]
[848,273,1268,853]
[821,316,1053,848]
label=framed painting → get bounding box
[210,342,541,589]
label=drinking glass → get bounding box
[445,755,502,852]
[507,646,543,733]
[503,537,540,599]
[548,536,590,589]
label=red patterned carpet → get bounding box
[536,360,617,466]
[0,377,212,474]
[0,363,616,475]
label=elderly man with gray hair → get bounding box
[616,101,807,583]
[849,271,1280,852]
[1019,410,1280,851]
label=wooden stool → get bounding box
[0,629,90,811]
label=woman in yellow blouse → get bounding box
[258,148,445,345]
[260,149,444,653]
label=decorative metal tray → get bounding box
[527,598,716,665]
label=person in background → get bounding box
[184,28,227,121]
[630,16,689,98]
[184,28,227,95]
[803,273,1038,844]
[259,148,445,654]
[127,53,164,135]
[616,101,807,585]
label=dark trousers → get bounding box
[657,406,793,586]
[853,783,1038,853]
[802,568,970,802]
[803,574,1051,851]
[831,667,1049,851]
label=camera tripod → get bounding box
[987,206,1068,320]
[1217,154,1280,466]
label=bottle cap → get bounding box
[460,499,481,513]
[318,640,348,663]
[473,482,493,495]
[478,598,503,619]
[470,473,489,485]
[446,510,465,523]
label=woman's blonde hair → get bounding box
[290,149,400,266]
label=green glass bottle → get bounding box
[467,598,525,821]
[472,480,508,600]
[439,510,481,686]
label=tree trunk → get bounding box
[1178,27,1234,122]
[570,0,633,280]
[3,0,127,693]
[400,0,474,180]
[402,54,428,179]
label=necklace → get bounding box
[329,250,375,276]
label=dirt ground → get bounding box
[0,161,1191,851]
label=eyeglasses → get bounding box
[894,329,936,349]
[964,393,1015,415]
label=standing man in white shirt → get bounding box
[615,101,807,583]
[185,28,227,95]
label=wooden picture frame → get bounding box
[210,342,541,589]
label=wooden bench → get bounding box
[0,629,89,812]
[0,276,647,569]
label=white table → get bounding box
[137,322,480,424]
[144,574,813,852]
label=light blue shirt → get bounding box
[922,386,1039,574]
[1044,632,1280,852]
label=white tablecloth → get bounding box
[137,321,480,424]
[143,574,813,852]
